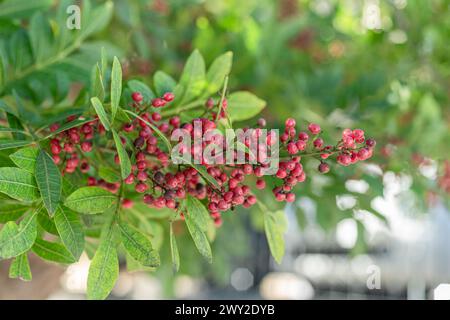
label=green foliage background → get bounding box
[0,0,449,296]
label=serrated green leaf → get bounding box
[110,56,122,122]
[0,202,29,223]
[264,212,286,264]
[170,223,180,272]
[111,129,131,179]
[54,206,85,261]
[87,222,119,300]
[9,253,32,281]
[185,213,212,263]
[90,97,110,131]
[205,51,233,94]
[186,195,210,231]
[0,210,37,259]
[227,91,266,122]
[118,221,160,267]
[32,238,76,264]
[177,49,206,104]
[128,80,155,103]
[0,167,39,201]
[35,150,61,216]
[0,140,33,151]
[153,71,176,96]
[64,187,116,214]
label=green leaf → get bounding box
[0,0,52,19]
[0,140,33,151]
[153,71,176,96]
[6,111,26,140]
[264,211,286,264]
[100,47,108,79]
[110,56,122,122]
[118,221,160,267]
[124,110,172,153]
[9,253,32,281]
[29,12,53,63]
[54,206,85,261]
[112,129,131,179]
[43,118,94,140]
[205,51,233,94]
[0,210,37,259]
[178,49,206,104]
[87,222,119,300]
[185,195,210,231]
[0,126,27,135]
[128,80,155,103]
[92,64,105,102]
[64,187,116,214]
[37,207,58,235]
[185,213,212,263]
[35,150,62,216]
[0,202,29,223]
[227,91,266,122]
[32,238,76,264]
[9,146,39,173]
[90,97,110,131]
[98,166,120,183]
[0,56,4,90]
[169,223,180,272]
[0,167,39,201]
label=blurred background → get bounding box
[0,0,449,299]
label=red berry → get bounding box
[135,183,148,193]
[313,138,323,149]
[285,118,296,128]
[124,174,135,184]
[366,138,376,148]
[243,164,253,175]
[286,193,295,202]
[318,163,330,173]
[163,92,175,102]
[151,112,162,122]
[308,123,321,135]
[169,116,180,127]
[298,132,309,141]
[52,155,61,164]
[247,195,257,205]
[275,193,286,201]
[122,199,134,209]
[296,140,306,151]
[50,123,59,132]
[337,154,351,166]
[152,98,166,108]
[257,118,267,127]
[132,92,143,103]
[287,142,298,154]
[256,179,266,189]
[81,141,92,152]
[51,144,61,155]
